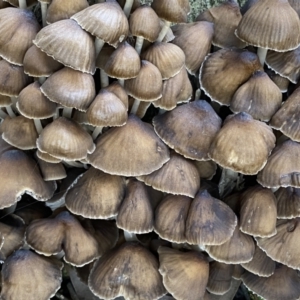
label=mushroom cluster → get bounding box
[1,0,300,299]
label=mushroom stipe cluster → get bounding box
[0,0,300,300]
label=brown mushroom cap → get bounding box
[200,48,262,106]
[153,100,222,161]
[137,151,200,198]
[257,139,300,188]
[71,2,129,48]
[26,211,100,266]
[88,242,166,300]
[236,0,300,52]
[185,190,237,246]
[65,167,126,219]
[0,8,40,65]
[209,112,276,175]
[242,264,300,300]
[87,114,170,176]
[33,19,96,74]
[158,247,209,300]
[0,149,56,209]
[37,117,95,161]
[0,249,63,300]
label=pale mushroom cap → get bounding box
[65,167,126,219]
[275,187,300,219]
[0,249,63,300]
[209,112,276,175]
[71,2,129,47]
[236,0,300,51]
[37,117,95,161]
[158,247,209,300]
[137,151,200,198]
[40,67,96,112]
[33,19,96,74]
[87,114,170,176]
[153,100,222,161]
[257,139,300,188]
[88,242,166,300]
[0,8,40,65]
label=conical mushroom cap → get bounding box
[209,112,276,175]
[153,100,222,161]
[256,218,300,269]
[33,19,96,74]
[185,190,237,246]
[241,264,300,300]
[158,247,209,300]
[87,114,170,176]
[257,140,300,188]
[0,250,63,300]
[236,0,300,51]
[88,242,166,300]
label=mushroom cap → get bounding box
[196,0,246,49]
[87,114,170,176]
[256,218,300,269]
[171,21,214,75]
[37,158,66,182]
[23,44,63,78]
[241,246,276,277]
[116,179,154,234]
[236,0,300,51]
[209,112,276,175]
[0,249,63,300]
[33,19,96,74]
[239,185,277,237]
[40,67,96,112]
[88,242,166,300]
[46,0,89,24]
[153,100,222,161]
[0,149,56,209]
[154,195,191,243]
[129,5,161,42]
[266,68,290,92]
[200,48,262,106]
[194,160,217,180]
[17,82,57,119]
[158,247,209,300]
[137,151,200,198]
[141,42,185,80]
[257,139,300,188]
[0,8,40,65]
[270,87,300,142]
[105,81,128,110]
[230,70,282,122]
[71,2,129,47]
[185,190,237,245]
[37,117,95,161]
[26,211,100,267]
[65,167,126,219]
[151,0,190,23]
[274,187,300,219]
[36,149,61,163]
[124,60,162,102]
[104,41,140,80]
[242,264,300,300]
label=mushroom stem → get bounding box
[158,108,166,115]
[95,0,105,2]
[123,0,134,17]
[118,79,124,87]
[18,0,27,9]
[40,2,48,27]
[218,168,244,198]
[123,230,138,242]
[135,36,144,55]
[95,38,105,59]
[67,283,80,300]
[38,76,46,84]
[63,107,73,118]
[156,21,171,42]
[100,69,109,88]
[5,105,16,118]
[92,126,103,140]
[34,118,43,134]
[0,109,8,119]
[257,47,268,66]
[195,88,201,100]
[130,99,140,115]
[53,107,60,120]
